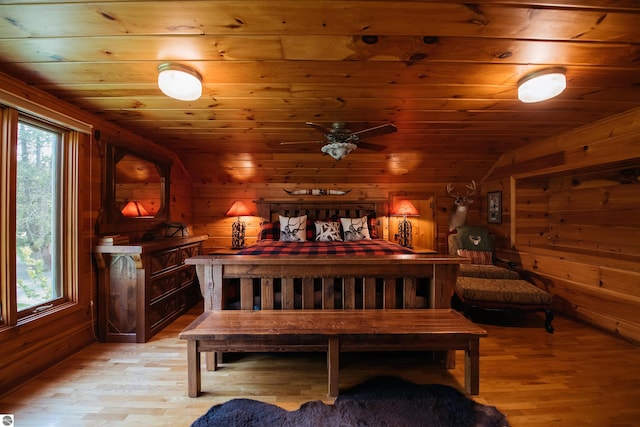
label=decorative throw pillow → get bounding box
[455,226,493,252]
[457,249,493,265]
[279,215,307,242]
[258,221,279,241]
[340,216,371,241]
[315,221,343,241]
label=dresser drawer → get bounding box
[149,272,178,302]
[179,243,201,263]
[149,248,180,276]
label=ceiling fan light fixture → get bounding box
[321,142,357,160]
[157,63,202,101]
[518,67,566,103]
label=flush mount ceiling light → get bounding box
[518,67,567,103]
[157,63,202,101]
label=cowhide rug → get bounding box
[191,376,509,427]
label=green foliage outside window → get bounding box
[16,121,58,310]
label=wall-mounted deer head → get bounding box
[446,180,477,231]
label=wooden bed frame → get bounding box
[190,199,468,312]
[181,199,481,396]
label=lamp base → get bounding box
[231,219,246,249]
[398,218,413,248]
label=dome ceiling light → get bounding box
[157,63,202,101]
[517,67,567,103]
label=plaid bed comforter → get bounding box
[235,239,414,256]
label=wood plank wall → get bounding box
[485,107,640,344]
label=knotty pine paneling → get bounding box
[512,178,550,246]
[601,267,640,298]
[549,223,640,255]
[486,108,640,344]
[515,248,640,343]
[490,109,640,181]
[2,2,640,41]
[547,177,640,255]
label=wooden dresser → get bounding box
[95,236,208,343]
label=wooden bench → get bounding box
[179,309,487,397]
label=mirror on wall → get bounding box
[97,144,171,235]
[115,153,163,217]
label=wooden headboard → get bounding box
[255,199,389,223]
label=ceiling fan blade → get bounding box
[357,141,386,151]
[280,140,323,145]
[306,122,333,134]
[352,123,397,139]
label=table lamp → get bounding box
[390,200,419,248]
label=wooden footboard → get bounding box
[187,254,468,312]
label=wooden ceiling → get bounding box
[1,1,639,185]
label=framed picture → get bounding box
[487,191,502,224]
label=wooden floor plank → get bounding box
[1,305,640,426]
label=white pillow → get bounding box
[279,215,307,242]
[315,221,342,242]
[340,216,371,241]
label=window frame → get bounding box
[1,107,80,327]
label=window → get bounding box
[16,119,63,314]
[1,108,80,326]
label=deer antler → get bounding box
[446,183,459,198]
[447,181,476,197]
[465,180,477,197]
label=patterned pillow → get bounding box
[457,249,493,265]
[314,221,343,241]
[258,221,279,241]
[455,226,493,252]
[279,215,307,242]
[340,216,371,241]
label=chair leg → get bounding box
[544,309,555,334]
[463,303,472,319]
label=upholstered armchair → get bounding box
[449,225,554,333]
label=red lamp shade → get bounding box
[225,200,252,217]
[390,200,419,217]
[121,201,150,217]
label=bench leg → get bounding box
[445,350,456,369]
[464,338,480,395]
[187,340,201,397]
[205,351,218,371]
[327,337,339,398]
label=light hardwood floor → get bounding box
[2,305,640,427]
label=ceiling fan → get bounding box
[281,122,397,160]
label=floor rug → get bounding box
[191,376,509,427]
